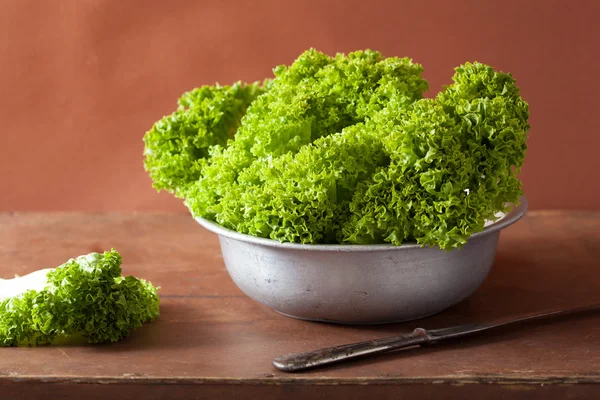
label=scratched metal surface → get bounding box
[0,212,598,397]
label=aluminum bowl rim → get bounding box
[196,196,528,252]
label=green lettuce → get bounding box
[0,250,159,346]
[185,49,428,240]
[143,81,270,197]
[144,50,529,250]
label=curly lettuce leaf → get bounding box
[143,81,270,197]
[340,62,529,249]
[208,122,390,243]
[185,49,428,231]
[0,250,159,346]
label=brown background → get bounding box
[0,0,598,212]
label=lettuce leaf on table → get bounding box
[0,250,159,346]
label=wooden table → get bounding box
[0,212,598,399]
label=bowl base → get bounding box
[273,309,444,326]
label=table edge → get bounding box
[1,374,598,386]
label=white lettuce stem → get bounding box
[0,269,53,302]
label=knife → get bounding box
[272,303,599,372]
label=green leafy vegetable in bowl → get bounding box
[144,49,529,250]
[0,249,159,346]
[143,80,271,197]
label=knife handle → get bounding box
[272,328,433,372]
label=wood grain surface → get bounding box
[0,212,598,399]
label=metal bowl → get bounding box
[196,197,528,325]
